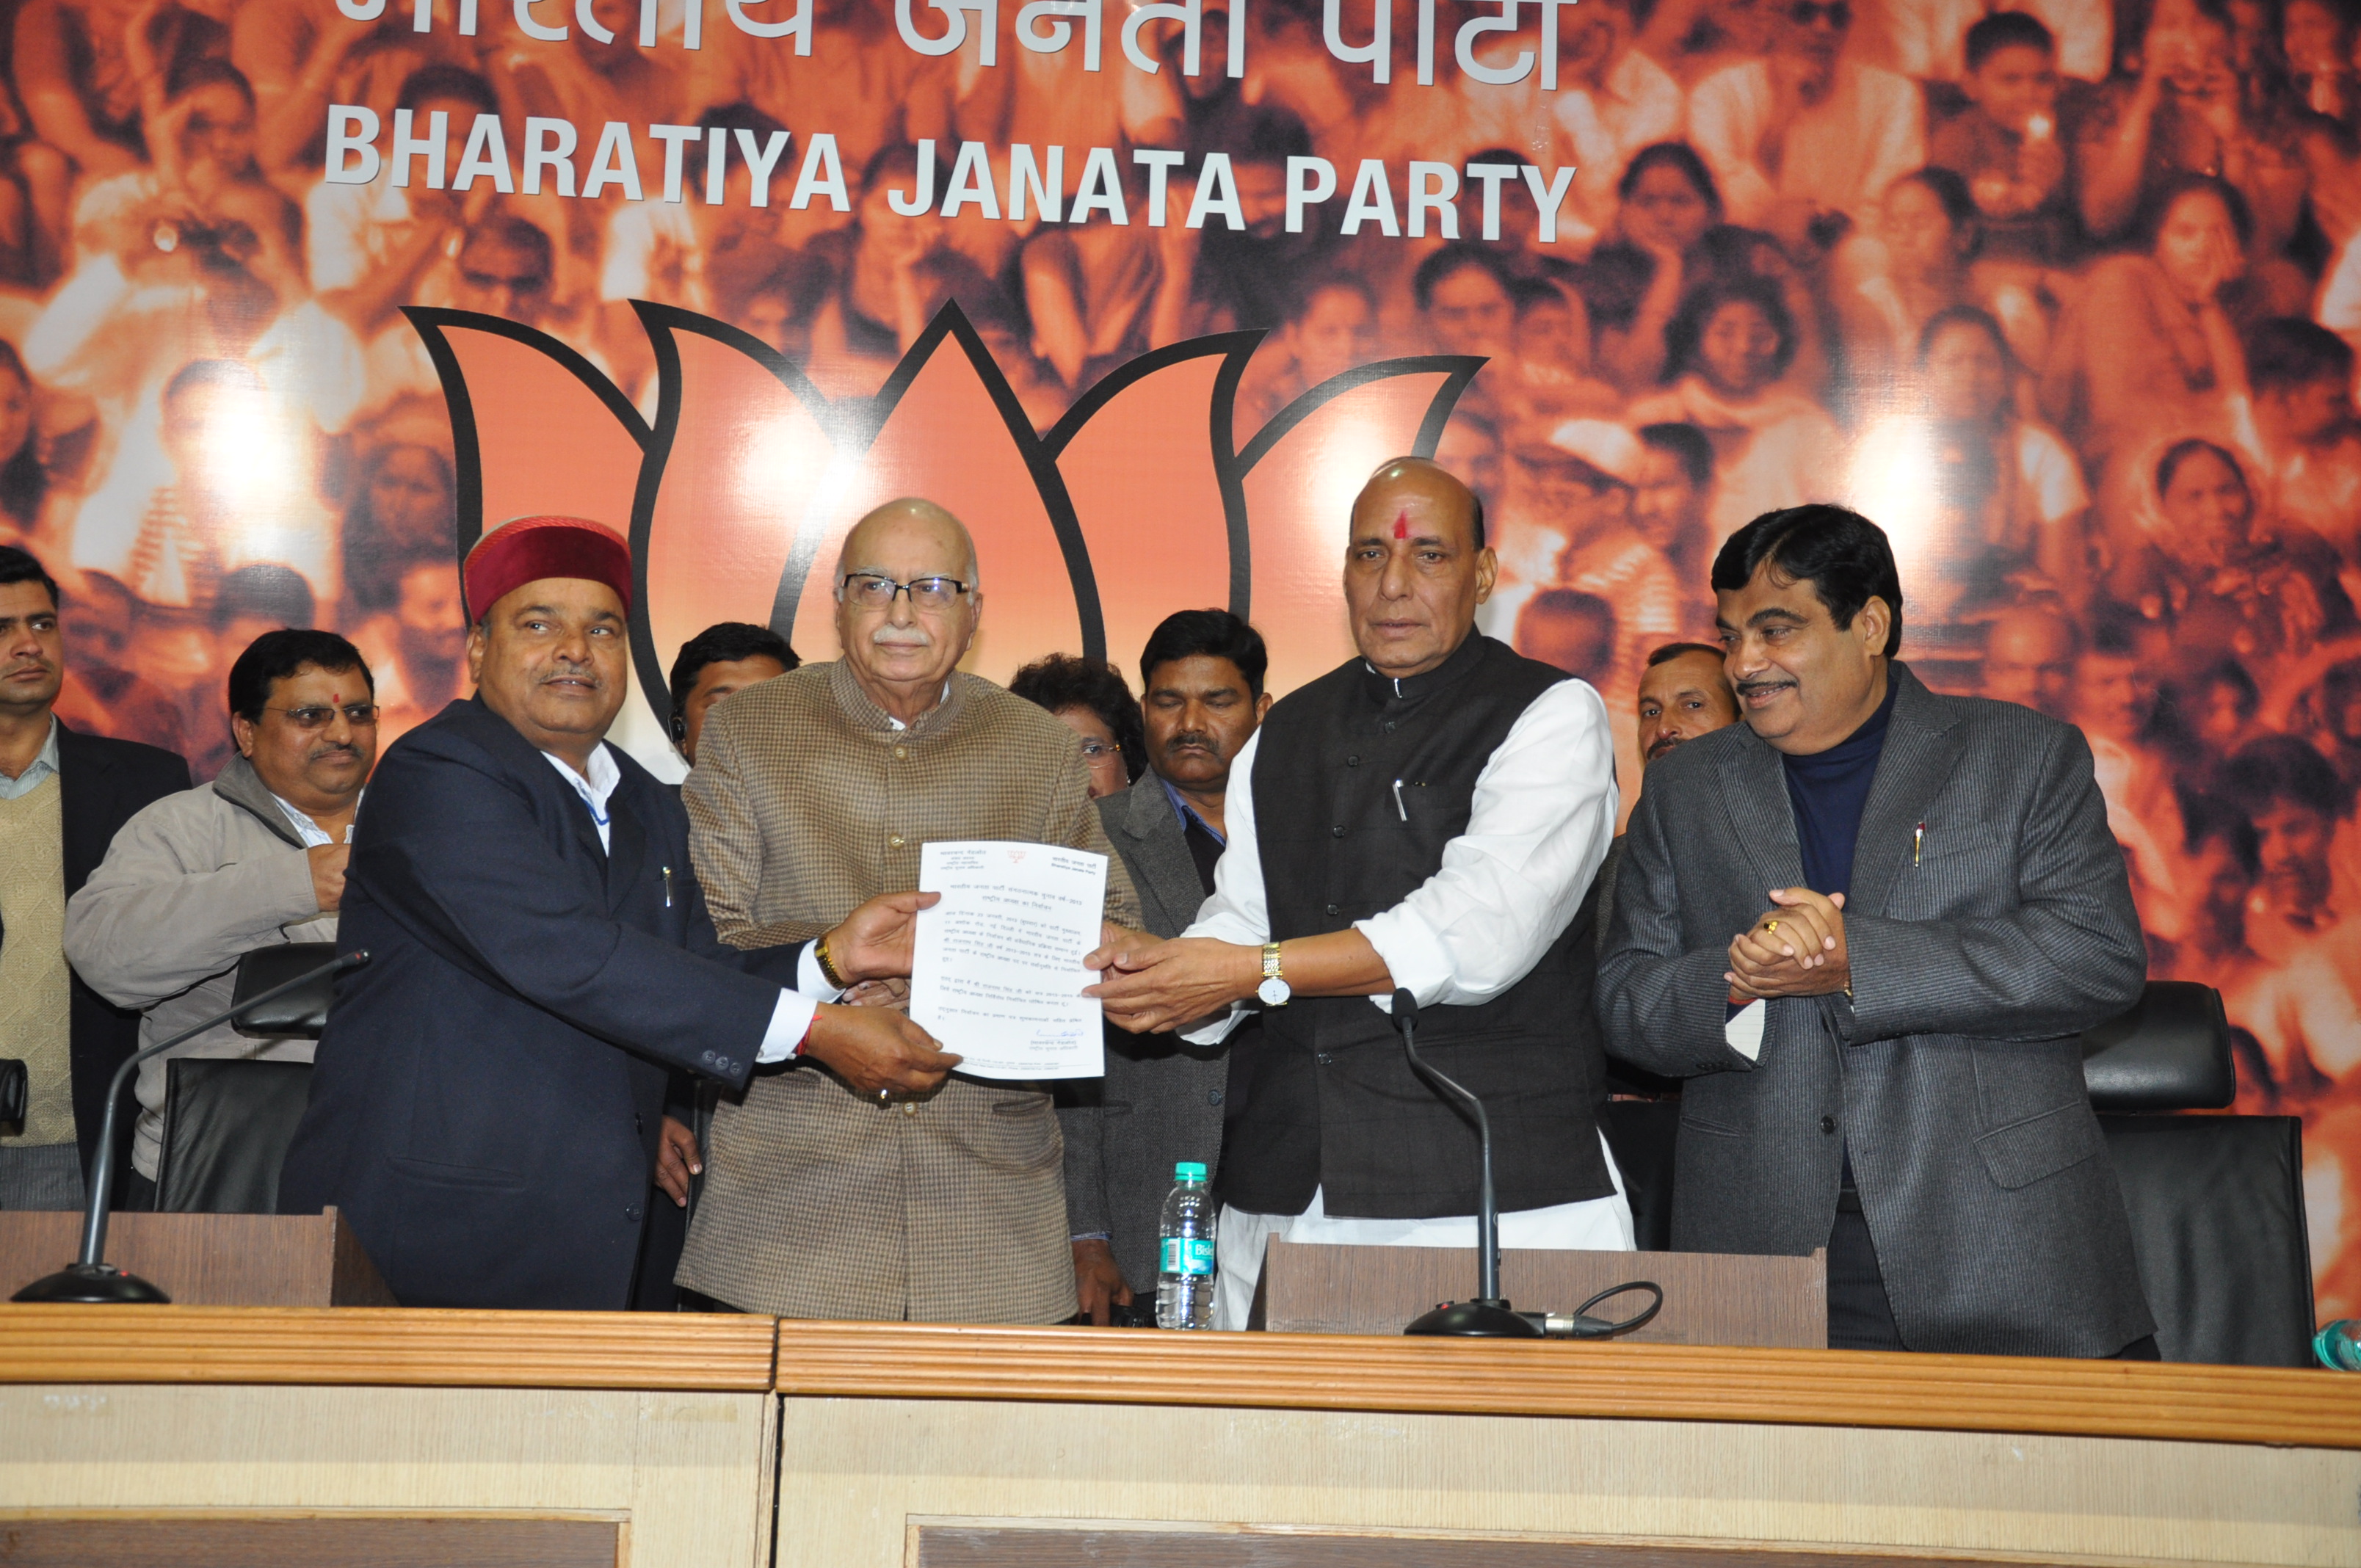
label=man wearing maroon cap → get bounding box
[280,517,956,1310]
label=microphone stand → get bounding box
[1393,988,1542,1338]
[12,951,370,1305]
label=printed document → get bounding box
[910,840,1108,1080]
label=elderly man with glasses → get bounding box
[677,497,1140,1324]
[64,628,381,1208]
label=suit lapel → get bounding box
[1120,780,1207,933]
[54,722,117,890]
[604,777,647,914]
[1717,730,1806,895]
[1851,666,1968,918]
[446,697,612,868]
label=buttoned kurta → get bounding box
[677,659,1138,1322]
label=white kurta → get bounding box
[1177,672,1635,1328]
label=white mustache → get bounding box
[871,625,933,648]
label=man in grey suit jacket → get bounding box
[1064,611,1271,1321]
[1600,505,2155,1358]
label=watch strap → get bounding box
[816,934,851,991]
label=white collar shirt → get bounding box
[540,742,830,1061]
[543,745,623,852]
[0,715,61,801]
[269,788,360,848]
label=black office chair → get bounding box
[1603,981,2317,1365]
[2085,981,2316,1369]
[150,944,338,1216]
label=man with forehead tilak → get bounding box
[281,516,945,1310]
[1092,459,1631,1329]
[677,498,1139,1324]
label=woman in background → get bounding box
[1843,167,2054,393]
[1629,273,1841,539]
[1009,653,1145,802]
[1235,274,1380,433]
[1581,142,1724,392]
[2041,173,2261,476]
[336,433,452,624]
[2107,435,2352,667]
[1854,305,2091,634]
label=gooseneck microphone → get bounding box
[1393,987,1541,1338]
[1392,988,1667,1342]
[12,951,371,1305]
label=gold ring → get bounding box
[1761,919,1780,933]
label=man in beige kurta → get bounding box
[677,499,1138,1322]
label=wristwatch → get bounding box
[815,933,850,992]
[1257,943,1291,1006]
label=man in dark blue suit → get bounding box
[280,518,956,1309]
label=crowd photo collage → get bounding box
[5,0,2360,1319]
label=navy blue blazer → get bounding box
[280,697,803,1309]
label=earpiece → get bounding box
[670,708,686,743]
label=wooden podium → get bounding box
[3,1309,2354,1568]
[0,1208,394,1306]
[1253,1236,1827,1347]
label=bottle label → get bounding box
[1161,1238,1215,1276]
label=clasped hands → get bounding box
[1727,887,1849,1001]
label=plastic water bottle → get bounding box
[1156,1161,1217,1329]
[2318,1320,2361,1370]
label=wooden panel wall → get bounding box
[0,1384,776,1568]
[0,1515,620,1567]
[772,1396,2361,1568]
[907,1523,2217,1568]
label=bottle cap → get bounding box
[1175,1161,1208,1182]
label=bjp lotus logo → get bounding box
[407,302,1477,726]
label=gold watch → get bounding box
[1256,942,1291,1006]
[815,933,851,991]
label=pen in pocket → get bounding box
[1913,822,1925,865]
[662,865,675,907]
[1393,778,1407,820]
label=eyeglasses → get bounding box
[837,573,973,611]
[1788,0,1851,26]
[1079,738,1122,760]
[264,703,380,730]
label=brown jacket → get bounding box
[675,659,1138,1321]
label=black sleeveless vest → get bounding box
[1221,634,1613,1219]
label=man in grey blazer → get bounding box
[1065,611,1271,1321]
[1600,505,2156,1358]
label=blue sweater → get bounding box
[1781,676,1898,900]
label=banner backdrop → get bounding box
[12,0,2361,1320]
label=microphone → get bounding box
[12,950,371,1305]
[1392,986,1540,1338]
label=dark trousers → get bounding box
[1827,1192,2160,1360]
[631,1183,688,1310]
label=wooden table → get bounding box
[3,1308,2356,1567]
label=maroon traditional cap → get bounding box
[462,515,634,623]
